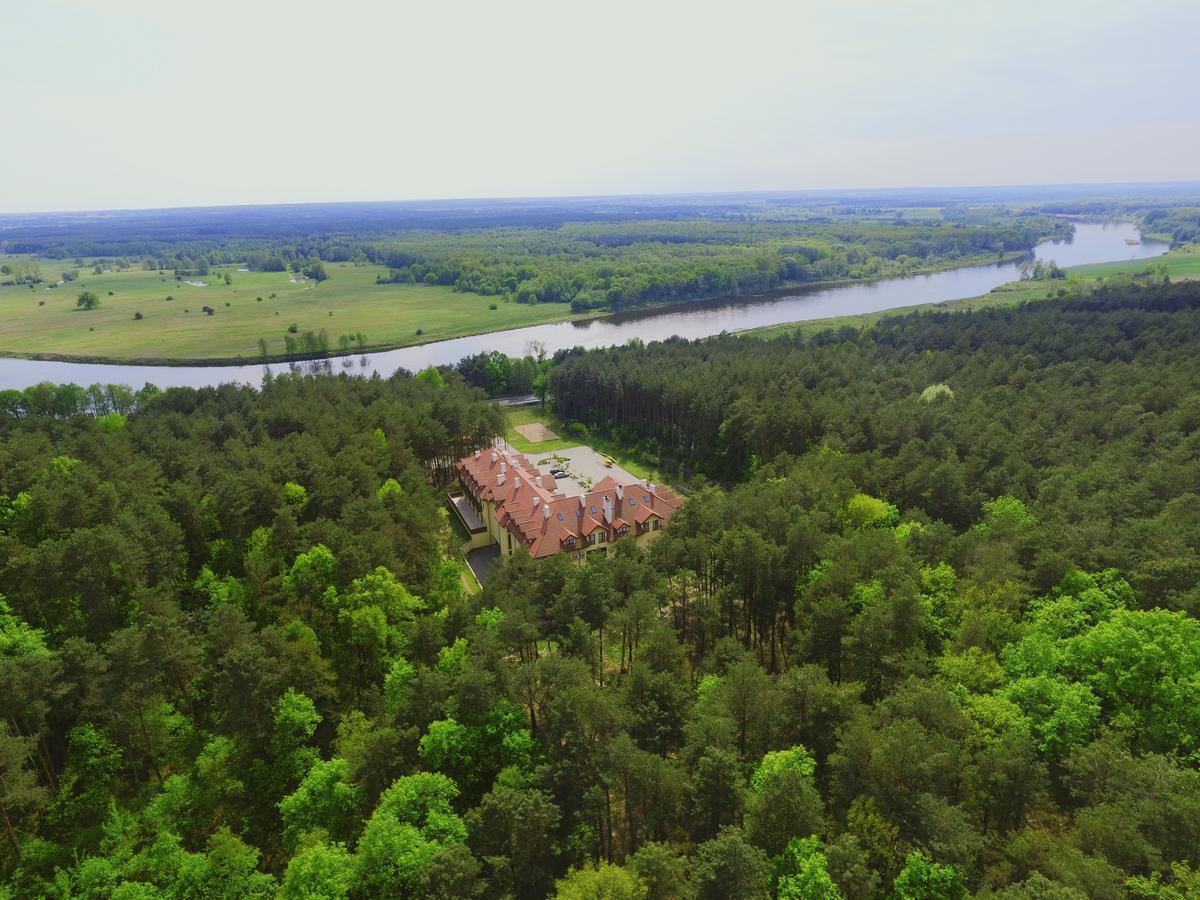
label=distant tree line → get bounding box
[366,215,1070,313]
[1142,207,1200,243]
[3,209,1070,315]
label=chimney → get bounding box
[475,450,481,459]
[514,475,521,490]
[543,504,551,520]
[578,495,586,507]
[603,496,614,523]
[648,483,656,493]
[490,452,497,463]
[496,473,505,486]
[616,484,624,500]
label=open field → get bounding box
[514,421,559,442]
[744,245,1200,341]
[0,257,577,363]
[1068,243,1200,280]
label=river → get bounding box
[0,221,1169,390]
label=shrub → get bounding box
[287,323,299,333]
[489,303,498,310]
[133,311,143,320]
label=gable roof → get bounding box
[457,448,682,558]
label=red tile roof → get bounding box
[456,449,681,558]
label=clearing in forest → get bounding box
[515,422,559,443]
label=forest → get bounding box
[1,280,1200,898]
[361,215,1068,312]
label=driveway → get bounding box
[466,544,501,586]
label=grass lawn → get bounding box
[0,256,577,363]
[502,404,670,485]
[745,246,1200,341]
[1068,244,1200,280]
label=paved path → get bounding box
[466,544,501,586]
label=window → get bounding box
[598,531,607,543]
[565,536,575,547]
[587,533,596,545]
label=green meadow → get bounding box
[1068,243,1200,280]
[0,258,576,363]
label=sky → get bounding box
[3,0,1199,213]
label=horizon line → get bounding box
[3,178,1200,219]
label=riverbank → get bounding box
[0,249,1035,367]
[740,244,1199,341]
[0,223,1166,390]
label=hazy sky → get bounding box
[4,0,1199,212]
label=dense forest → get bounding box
[361,216,1068,312]
[1141,207,1200,243]
[2,281,1200,897]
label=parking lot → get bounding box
[525,445,638,496]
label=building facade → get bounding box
[453,447,682,561]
